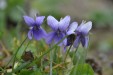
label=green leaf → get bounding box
[4,73,12,75]
[18,69,42,75]
[70,63,94,75]
[18,69,33,75]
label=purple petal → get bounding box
[63,38,67,46]
[81,36,89,48]
[67,22,78,35]
[59,16,70,31]
[54,33,65,46]
[47,16,58,31]
[41,28,47,38]
[28,29,33,40]
[76,21,85,31]
[23,16,35,26]
[45,32,56,44]
[33,28,47,40]
[73,36,80,48]
[77,21,92,35]
[81,36,85,47]
[81,21,92,35]
[36,16,45,26]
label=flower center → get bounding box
[77,31,84,37]
[57,29,61,37]
[33,25,40,31]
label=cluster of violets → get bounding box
[23,15,92,49]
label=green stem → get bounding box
[74,55,81,74]
[24,40,31,51]
[83,48,88,63]
[12,36,28,72]
[72,45,79,63]
[50,48,53,75]
[64,45,72,62]
[74,45,79,54]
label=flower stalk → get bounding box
[50,49,53,75]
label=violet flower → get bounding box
[23,16,47,40]
[73,21,92,48]
[46,15,70,46]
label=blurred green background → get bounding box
[0,0,113,75]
